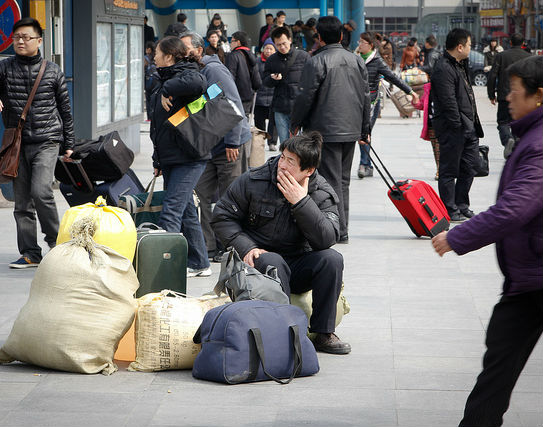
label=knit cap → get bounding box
[263,37,275,47]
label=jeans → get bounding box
[359,99,382,167]
[274,111,291,144]
[159,162,210,270]
[13,141,60,262]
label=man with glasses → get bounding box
[0,18,74,268]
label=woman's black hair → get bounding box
[507,56,543,96]
[158,36,203,67]
[279,131,323,171]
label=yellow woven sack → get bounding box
[57,196,137,261]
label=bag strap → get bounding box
[19,60,47,125]
[247,325,303,385]
[144,176,157,209]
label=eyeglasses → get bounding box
[13,34,41,42]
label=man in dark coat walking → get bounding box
[431,28,483,222]
[211,132,351,355]
[0,18,74,269]
[290,16,370,243]
[487,33,530,158]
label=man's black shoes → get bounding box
[449,212,468,222]
[311,333,351,355]
[460,209,475,218]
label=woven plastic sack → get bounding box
[401,68,429,86]
[128,291,229,372]
[290,283,350,339]
[0,217,139,375]
[57,196,137,261]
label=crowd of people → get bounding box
[1,12,541,426]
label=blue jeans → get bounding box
[160,162,210,270]
[274,111,291,144]
[359,99,382,167]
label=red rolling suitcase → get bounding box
[364,144,450,238]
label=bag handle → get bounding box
[247,325,303,385]
[19,60,47,125]
[143,176,157,209]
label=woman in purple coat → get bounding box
[432,55,543,426]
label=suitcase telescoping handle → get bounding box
[363,143,402,195]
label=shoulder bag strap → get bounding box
[19,59,47,125]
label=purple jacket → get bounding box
[447,106,543,296]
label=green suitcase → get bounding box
[134,230,188,298]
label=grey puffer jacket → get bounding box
[290,43,371,142]
[211,156,340,258]
[0,54,74,151]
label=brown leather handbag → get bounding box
[0,60,47,183]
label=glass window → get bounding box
[114,24,128,121]
[130,25,143,116]
[96,23,112,127]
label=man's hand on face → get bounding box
[243,248,268,267]
[277,169,308,205]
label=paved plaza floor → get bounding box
[0,87,541,427]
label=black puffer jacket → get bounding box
[364,51,411,102]
[420,47,441,77]
[211,156,340,258]
[255,56,274,107]
[290,43,371,142]
[225,47,261,103]
[150,60,208,168]
[0,54,74,151]
[431,51,483,138]
[263,48,309,114]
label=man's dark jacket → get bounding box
[419,47,441,77]
[290,43,371,142]
[150,61,208,168]
[255,56,274,107]
[365,51,411,102]
[431,51,483,138]
[487,46,531,101]
[211,156,340,258]
[225,47,262,103]
[263,48,309,114]
[164,22,187,37]
[447,106,543,296]
[0,54,74,151]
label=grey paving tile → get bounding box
[273,407,398,427]
[392,316,483,330]
[393,356,482,375]
[396,409,465,427]
[395,371,475,391]
[510,391,543,412]
[0,410,127,427]
[517,411,543,427]
[0,382,38,410]
[395,389,468,411]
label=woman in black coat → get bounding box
[150,36,211,277]
[356,32,419,178]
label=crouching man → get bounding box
[211,131,351,354]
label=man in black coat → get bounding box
[0,18,74,268]
[431,28,484,222]
[487,33,531,158]
[419,34,441,77]
[290,16,370,243]
[263,26,309,146]
[257,13,274,52]
[225,31,262,116]
[211,132,351,355]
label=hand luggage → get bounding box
[55,131,134,183]
[59,168,144,207]
[386,86,415,118]
[192,300,319,384]
[118,176,165,227]
[364,144,450,238]
[134,226,188,298]
[475,145,489,177]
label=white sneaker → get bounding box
[187,267,212,278]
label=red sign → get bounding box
[0,0,22,53]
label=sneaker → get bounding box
[268,144,277,151]
[357,165,365,179]
[311,333,351,355]
[460,209,475,218]
[9,256,39,269]
[363,166,374,177]
[449,212,468,222]
[187,267,212,278]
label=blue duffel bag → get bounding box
[192,300,319,384]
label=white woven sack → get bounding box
[0,217,139,375]
[128,291,229,372]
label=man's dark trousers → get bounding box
[253,249,343,333]
[195,151,241,255]
[437,129,479,215]
[318,141,356,239]
[13,141,60,263]
[459,289,543,426]
[497,100,514,148]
